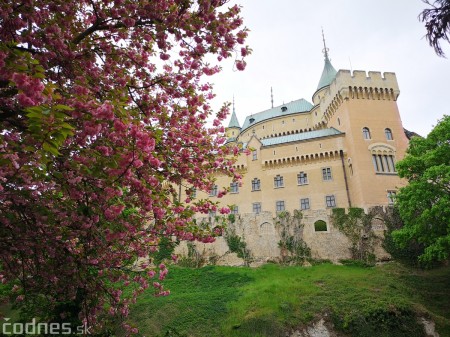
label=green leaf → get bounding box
[43,142,60,156]
[54,104,74,111]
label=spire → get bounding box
[227,95,240,128]
[271,87,274,108]
[316,28,337,91]
[321,27,329,61]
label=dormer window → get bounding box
[281,106,287,112]
[249,118,255,123]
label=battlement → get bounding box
[335,70,399,89]
[314,69,401,124]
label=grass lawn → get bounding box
[126,262,450,337]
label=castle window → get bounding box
[297,172,308,185]
[314,220,328,232]
[300,198,310,210]
[274,175,284,188]
[362,127,371,140]
[325,195,336,208]
[230,182,239,194]
[231,205,239,214]
[252,202,262,214]
[322,167,332,181]
[251,178,261,191]
[275,200,285,212]
[385,128,393,140]
[252,150,258,160]
[191,188,197,198]
[338,118,341,126]
[209,185,218,197]
[281,106,287,112]
[387,190,396,204]
[249,117,255,123]
[372,154,396,173]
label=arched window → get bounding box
[385,128,393,140]
[362,127,371,139]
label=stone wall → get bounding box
[175,208,392,266]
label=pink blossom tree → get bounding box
[0,0,248,333]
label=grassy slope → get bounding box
[128,262,450,337]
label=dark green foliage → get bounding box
[154,236,176,264]
[233,314,285,337]
[177,243,206,268]
[314,220,327,231]
[394,115,450,264]
[336,307,425,337]
[382,207,426,267]
[225,230,251,264]
[276,210,311,265]
[331,208,377,265]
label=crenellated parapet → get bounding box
[317,70,400,124]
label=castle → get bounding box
[177,42,411,263]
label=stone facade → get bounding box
[175,207,393,266]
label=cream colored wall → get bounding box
[192,134,350,215]
[238,113,313,143]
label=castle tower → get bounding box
[226,96,241,142]
[317,69,409,208]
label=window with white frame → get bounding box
[251,178,261,191]
[362,127,371,139]
[300,198,310,210]
[252,150,258,160]
[252,202,262,214]
[297,172,308,185]
[231,205,239,214]
[325,195,336,208]
[274,175,284,188]
[322,167,332,181]
[275,200,285,212]
[230,182,239,194]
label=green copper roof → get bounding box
[228,108,240,129]
[241,98,313,132]
[316,56,337,90]
[261,127,343,147]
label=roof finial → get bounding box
[271,87,274,108]
[321,27,330,60]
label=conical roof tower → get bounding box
[225,96,240,142]
[316,29,337,91]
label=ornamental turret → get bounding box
[226,96,241,142]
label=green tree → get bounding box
[393,115,450,264]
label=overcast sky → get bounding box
[210,0,450,137]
